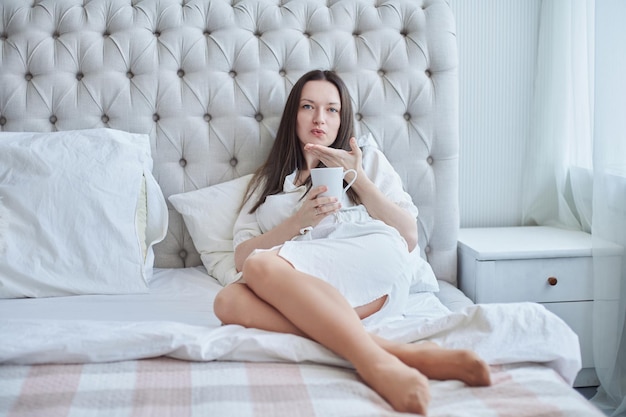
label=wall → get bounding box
[448,0,541,227]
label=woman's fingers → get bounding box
[314,199,340,216]
[305,186,340,223]
[304,143,353,169]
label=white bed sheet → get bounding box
[0,267,221,326]
[0,267,581,386]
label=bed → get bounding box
[0,0,604,415]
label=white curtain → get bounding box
[522,0,626,416]
[589,1,626,415]
[521,0,594,231]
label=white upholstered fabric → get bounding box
[0,0,459,283]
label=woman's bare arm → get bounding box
[234,216,300,272]
[349,174,418,251]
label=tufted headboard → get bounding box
[0,0,459,284]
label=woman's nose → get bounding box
[313,109,325,124]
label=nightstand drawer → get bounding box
[472,256,592,303]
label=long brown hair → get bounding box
[244,70,358,213]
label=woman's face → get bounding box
[296,80,341,150]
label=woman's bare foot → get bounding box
[394,341,491,386]
[357,356,431,415]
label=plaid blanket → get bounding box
[0,359,602,417]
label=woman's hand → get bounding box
[295,185,341,229]
[304,136,362,177]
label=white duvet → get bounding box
[0,267,581,385]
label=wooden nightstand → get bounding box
[457,226,623,388]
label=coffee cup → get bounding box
[310,167,358,199]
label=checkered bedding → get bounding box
[0,358,602,417]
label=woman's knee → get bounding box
[213,283,245,324]
[241,251,280,287]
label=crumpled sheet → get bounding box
[0,300,581,385]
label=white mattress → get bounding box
[435,280,475,312]
[0,267,222,326]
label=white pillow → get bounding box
[169,175,252,286]
[409,249,439,293]
[0,129,168,298]
[170,174,439,292]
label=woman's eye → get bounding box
[302,104,313,110]
[329,107,339,113]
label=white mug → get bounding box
[310,167,358,199]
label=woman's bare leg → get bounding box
[238,251,430,414]
[214,281,490,386]
[214,281,306,335]
[370,335,491,386]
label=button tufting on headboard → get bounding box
[0,0,460,284]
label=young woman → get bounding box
[213,70,491,414]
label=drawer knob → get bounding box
[547,276,558,286]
